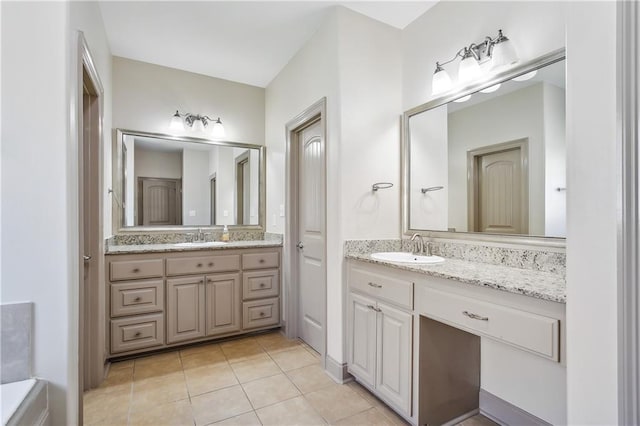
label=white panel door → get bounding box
[376,301,413,416]
[348,292,377,388]
[297,120,325,353]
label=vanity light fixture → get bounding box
[431,29,519,96]
[170,110,226,138]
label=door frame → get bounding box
[73,31,105,422]
[284,98,327,367]
[235,150,250,224]
[467,138,529,233]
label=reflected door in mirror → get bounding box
[139,178,182,226]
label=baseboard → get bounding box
[324,355,351,383]
[479,389,552,426]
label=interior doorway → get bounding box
[235,151,250,224]
[467,139,529,234]
[76,31,105,423]
[137,177,182,226]
[285,98,327,360]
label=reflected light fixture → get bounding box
[170,110,226,138]
[513,70,538,82]
[431,29,519,96]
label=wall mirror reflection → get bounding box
[404,52,566,240]
[113,129,265,230]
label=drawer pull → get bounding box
[259,283,265,288]
[259,311,266,317]
[463,311,489,321]
[197,263,203,267]
[134,331,142,338]
[367,282,382,288]
[132,268,140,273]
[367,304,381,313]
[208,262,214,267]
[133,297,142,302]
[259,259,265,264]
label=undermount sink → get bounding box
[173,241,228,248]
[370,251,445,264]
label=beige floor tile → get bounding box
[256,395,326,426]
[230,356,281,383]
[109,359,134,370]
[84,413,129,426]
[286,364,335,394]
[184,363,238,396]
[134,351,180,367]
[191,385,253,426]
[305,383,372,423]
[181,350,228,370]
[131,372,189,410]
[134,353,183,380]
[129,398,194,426]
[221,338,267,363]
[213,411,262,425]
[458,414,500,426]
[241,373,301,409]
[101,366,134,387]
[179,342,221,357]
[346,382,409,425]
[270,347,318,371]
[332,407,397,426]
[83,386,132,424]
[255,332,302,353]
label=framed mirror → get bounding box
[112,129,265,232]
[402,49,566,246]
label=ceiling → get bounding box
[99,1,437,88]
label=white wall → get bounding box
[1,1,112,424]
[182,149,211,225]
[566,2,619,424]
[266,7,401,364]
[134,149,182,180]
[402,2,568,423]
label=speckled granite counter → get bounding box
[106,240,282,254]
[346,252,566,304]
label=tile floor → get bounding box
[84,331,496,426]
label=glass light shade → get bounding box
[191,118,205,133]
[170,112,184,131]
[513,70,537,81]
[480,83,502,94]
[211,119,225,138]
[432,68,453,95]
[491,39,519,69]
[458,56,482,83]
[453,94,472,103]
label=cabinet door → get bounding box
[166,276,205,344]
[376,301,413,416]
[347,292,377,388]
[205,273,241,336]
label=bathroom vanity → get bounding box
[105,241,281,358]
[345,251,566,425]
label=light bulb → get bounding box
[170,111,184,131]
[454,95,472,103]
[458,53,482,84]
[431,63,453,95]
[480,83,502,94]
[211,118,225,138]
[191,118,205,133]
[513,70,537,81]
[491,30,518,70]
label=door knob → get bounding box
[83,255,92,261]
[296,241,304,249]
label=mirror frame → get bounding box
[112,128,266,233]
[401,48,566,248]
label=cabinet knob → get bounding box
[134,332,142,338]
[259,259,265,264]
[259,283,265,288]
[208,262,214,267]
[197,263,203,267]
[199,279,204,284]
[132,268,140,273]
[259,311,266,317]
[134,297,142,302]
[207,278,212,283]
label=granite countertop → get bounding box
[345,253,566,304]
[106,240,282,254]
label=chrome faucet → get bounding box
[410,233,432,256]
[197,228,205,242]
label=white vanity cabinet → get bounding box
[347,263,414,417]
[106,247,281,357]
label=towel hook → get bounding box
[421,186,444,194]
[372,182,393,192]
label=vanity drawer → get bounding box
[349,265,413,310]
[166,254,240,276]
[420,287,560,361]
[110,280,164,317]
[243,270,279,300]
[110,313,164,354]
[242,252,279,270]
[110,259,164,281]
[242,298,280,329]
